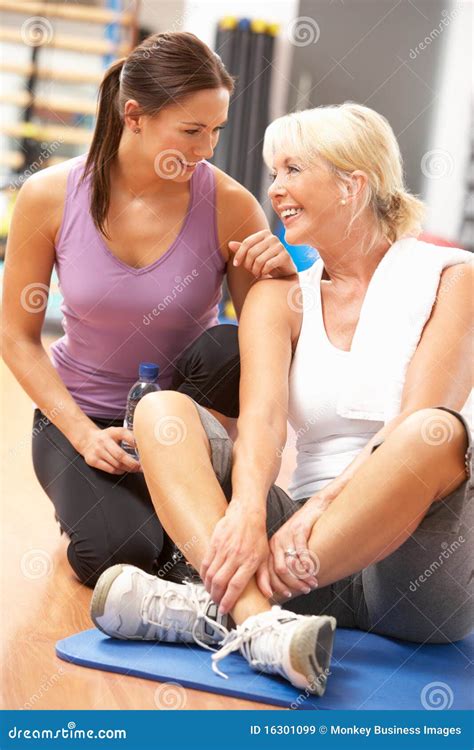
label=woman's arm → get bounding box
[231,276,301,506]
[214,173,295,318]
[2,171,140,474]
[200,276,301,611]
[2,171,98,449]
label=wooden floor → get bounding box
[1,333,297,710]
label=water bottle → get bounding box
[121,362,160,459]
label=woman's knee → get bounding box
[66,528,163,588]
[67,541,100,588]
[389,408,468,490]
[380,608,473,644]
[363,551,474,644]
[396,408,468,457]
[426,616,473,644]
[133,390,203,449]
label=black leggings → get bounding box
[32,325,240,588]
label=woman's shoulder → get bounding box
[23,154,85,195]
[243,274,303,343]
[208,161,247,194]
[395,236,471,264]
[209,162,263,210]
[437,262,473,301]
[17,155,86,241]
[207,163,269,260]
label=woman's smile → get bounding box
[280,206,305,227]
[178,158,202,172]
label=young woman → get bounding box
[2,32,295,589]
[90,102,472,695]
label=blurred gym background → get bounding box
[0,0,472,329]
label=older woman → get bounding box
[90,103,472,696]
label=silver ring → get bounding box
[284,548,298,558]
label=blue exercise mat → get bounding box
[56,628,473,710]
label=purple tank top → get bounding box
[51,154,225,418]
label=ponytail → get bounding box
[82,57,126,239]
[375,189,425,243]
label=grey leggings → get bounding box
[193,401,473,645]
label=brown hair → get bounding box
[82,32,234,238]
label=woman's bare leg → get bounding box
[133,390,270,624]
[302,408,468,588]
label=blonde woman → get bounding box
[90,104,472,695]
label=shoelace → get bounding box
[212,607,295,680]
[140,581,229,650]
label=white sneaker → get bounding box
[90,564,229,649]
[212,606,336,696]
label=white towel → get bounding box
[335,236,472,423]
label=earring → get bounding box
[340,199,347,205]
[134,128,141,134]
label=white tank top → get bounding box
[287,260,383,500]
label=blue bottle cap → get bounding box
[139,362,159,381]
[239,18,251,30]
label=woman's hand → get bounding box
[263,494,332,599]
[229,230,297,279]
[77,426,142,475]
[200,501,272,614]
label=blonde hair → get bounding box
[263,102,425,245]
